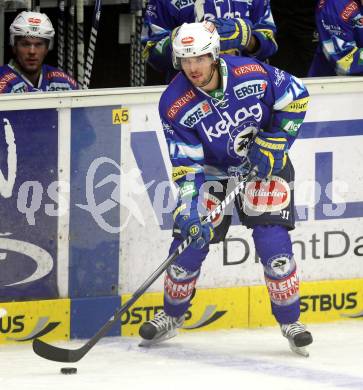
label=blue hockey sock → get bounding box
[252,225,300,324]
[163,238,208,317]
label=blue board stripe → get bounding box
[69,107,121,298]
[299,120,363,139]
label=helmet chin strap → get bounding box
[199,61,219,89]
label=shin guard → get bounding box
[252,225,300,324]
[163,238,208,317]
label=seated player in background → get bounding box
[0,11,78,93]
[139,21,313,356]
[309,0,363,76]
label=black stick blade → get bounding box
[33,338,84,362]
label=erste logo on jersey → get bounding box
[47,82,73,91]
[167,89,196,119]
[180,100,212,128]
[340,1,358,22]
[11,82,28,93]
[171,0,193,11]
[233,80,267,100]
[232,64,267,77]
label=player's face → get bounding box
[180,54,215,88]
[13,37,49,75]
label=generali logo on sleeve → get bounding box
[232,64,267,77]
[167,89,196,119]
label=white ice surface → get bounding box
[1,321,363,390]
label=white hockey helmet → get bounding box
[172,21,220,70]
[10,11,55,50]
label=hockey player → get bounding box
[142,0,277,83]
[0,11,78,93]
[309,0,363,76]
[139,21,313,356]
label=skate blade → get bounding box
[138,330,178,348]
[288,340,309,357]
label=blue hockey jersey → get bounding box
[159,55,309,195]
[309,0,363,76]
[143,0,277,81]
[0,61,78,93]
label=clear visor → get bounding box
[180,54,214,68]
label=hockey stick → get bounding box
[32,0,40,12]
[33,169,257,362]
[57,0,66,70]
[130,0,145,86]
[130,0,137,86]
[194,0,205,22]
[66,0,75,77]
[76,0,84,85]
[82,0,102,89]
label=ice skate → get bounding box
[139,310,185,347]
[280,321,313,357]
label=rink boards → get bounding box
[121,278,363,335]
[0,78,362,343]
[1,277,363,343]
